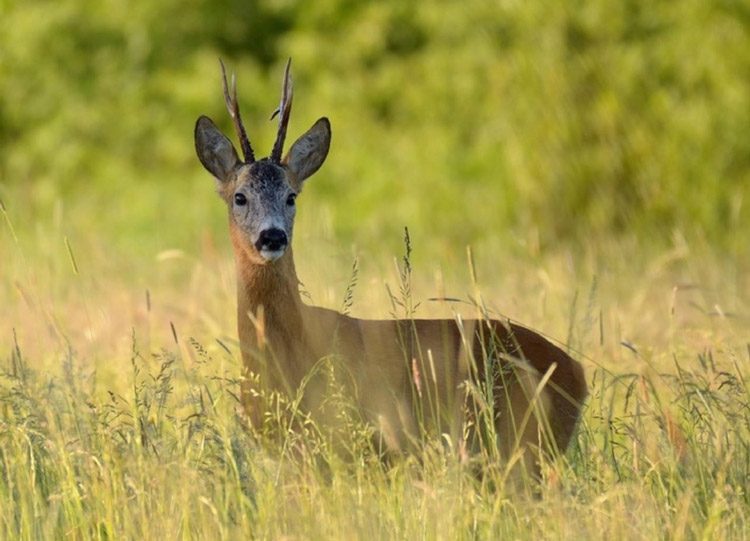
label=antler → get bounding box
[270,58,293,163]
[219,59,255,163]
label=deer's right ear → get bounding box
[195,116,241,183]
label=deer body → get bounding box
[196,61,587,467]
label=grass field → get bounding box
[2,0,750,538]
[3,209,749,539]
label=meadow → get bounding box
[2,0,749,538]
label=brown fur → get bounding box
[231,220,587,464]
[196,63,587,474]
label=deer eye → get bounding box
[286,193,297,207]
[234,193,247,206]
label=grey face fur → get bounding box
[232,160,297,262]
[194,115,331,264]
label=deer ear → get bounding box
[195,116,241,183]
[284,117,331,187]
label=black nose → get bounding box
[255,228,288,252]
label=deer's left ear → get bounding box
[284,117,331,188]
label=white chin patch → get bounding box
[259,248,285,262]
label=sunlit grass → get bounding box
[2,1,748,536]
[2,211,748,538]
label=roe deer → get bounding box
[194,60,587,474]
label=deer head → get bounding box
[195,60,331,264]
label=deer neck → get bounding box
[230,223,311,388]
[234,252,302,316]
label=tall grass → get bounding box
[2,218,748,538]
[2,1,749,536]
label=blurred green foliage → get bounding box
[1,0,748,257]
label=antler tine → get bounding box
[270,58,294,163]
[219,59,255,163]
